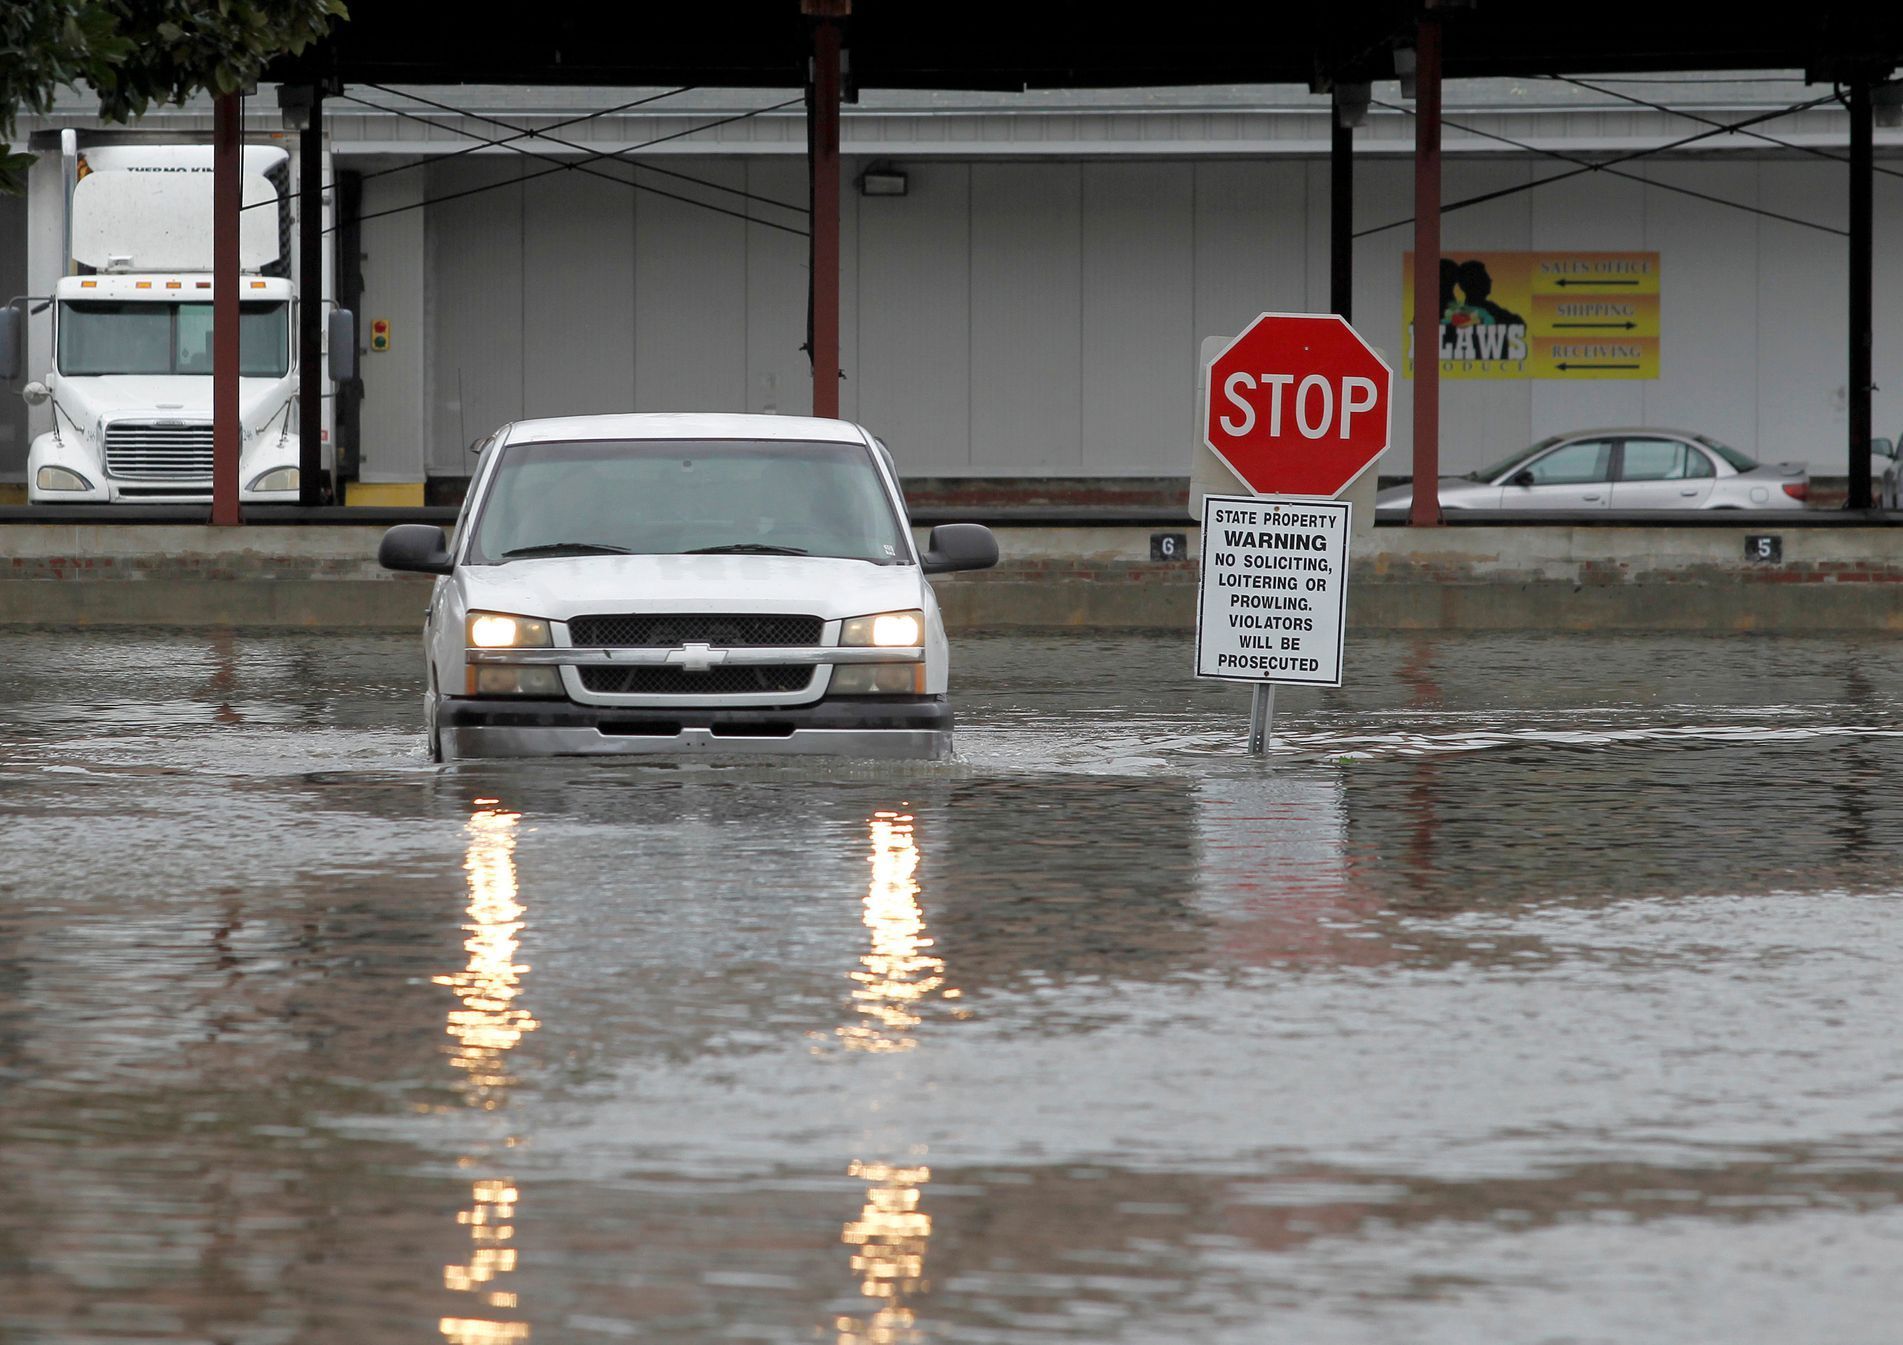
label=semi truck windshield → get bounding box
[57,300,290,377]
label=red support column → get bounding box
[1409,15,1443,527]
[808,12,843,419]
[212,92,241,525]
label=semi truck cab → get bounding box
[27,272,303,503]
[4,136,348,505]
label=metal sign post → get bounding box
[1247,684,1276,755]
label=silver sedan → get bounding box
[1375,429,1809,516]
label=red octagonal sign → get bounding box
[1204,312,1393,498]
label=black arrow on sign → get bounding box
[1552,321,1638,329]
[1553,278,1641,287]
[1555,361,1642,371]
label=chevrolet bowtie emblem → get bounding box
[665,642,727,674]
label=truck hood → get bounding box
[457,553,929,624]
[52,374,292,426]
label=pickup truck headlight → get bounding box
[249,467,299,492]
[465,612,561,697]
[469,665,564,697]
[467,613,552,649]
[840,609,924,647]
[36,466,93,492]
[834,609,926,694]
[829,663,925,695]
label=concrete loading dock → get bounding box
[5,518,1903,632]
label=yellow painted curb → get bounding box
[345,481,426,507]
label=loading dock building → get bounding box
[5,75,1901,501]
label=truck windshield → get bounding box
[470,439,911,566]
[57,300,290,377]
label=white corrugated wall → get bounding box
[411,152,1901,479]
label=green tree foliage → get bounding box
[1,0,348,192]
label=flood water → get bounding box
[4,629,1903,1343]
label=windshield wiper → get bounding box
[498,541,637,559]
[684,543,810,556]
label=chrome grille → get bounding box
[580,666,815,696]
[104,422,214,481]
[569,614,823,648]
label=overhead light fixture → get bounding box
[1334,82,1371,129]
[1876,79,1903,129]
[276,83,315,131]
[859,165,908,197]
[1394,47,1418,101]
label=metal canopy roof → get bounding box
[268,2,1903,93]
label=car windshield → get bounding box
[57,300,290,377]
[469,438,910,565]
[1694,435,1760,472]
[1467,436,1565,483]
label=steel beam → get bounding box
[1330,116,1353,321]
[213,93,241,526]
[1409,15,1443,528]
[298,88,326,505]
[808,15,843,419]
[1849,77,1874,511]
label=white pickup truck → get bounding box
[378,412,999,761]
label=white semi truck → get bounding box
[1,129,352,504]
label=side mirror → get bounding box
[920,522,998,575]
[327,308,357,384]
[1508,469,1536,488]
[0,306,21,381]
[21,380,49,407]
[378,524,453,575]
[1873,437,1894,460]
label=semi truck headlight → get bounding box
[829,663,926,695]
[840,609,924,647]
[249,467,299,492]
[466,612,552,649]
[36,466,93,492]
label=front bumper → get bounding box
[437,695,953,760]
[27,435,302,505]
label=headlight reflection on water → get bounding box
[437,798,537,1345]
[838,811,944,1054]
[835,810,946,1344]
[837,1161,933,1345]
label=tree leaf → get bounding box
[0,0,350,193]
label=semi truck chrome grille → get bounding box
[104,422,215,480]
[579,666,816,696]
[569,614,824,648]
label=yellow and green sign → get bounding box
[1402,251,1660,379]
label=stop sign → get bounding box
[1204,312,1393,498]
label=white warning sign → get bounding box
[1195,494,1351,687]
